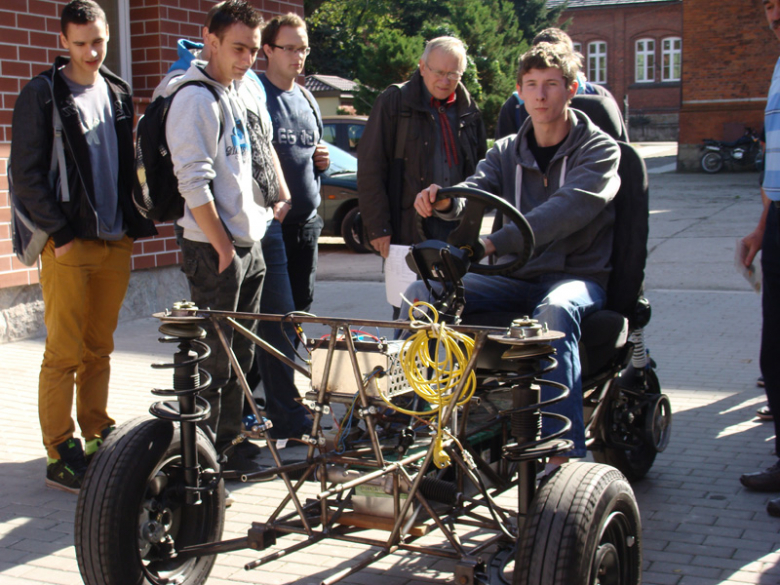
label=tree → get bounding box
[511,0,567,45]
[305,0,564,134]
[353,29,424,113]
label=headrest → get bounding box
[571,95,624,141]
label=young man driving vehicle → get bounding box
[406,41,621,469]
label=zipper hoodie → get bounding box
[444,108,621,290]
[164,62,269,247]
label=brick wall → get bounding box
[559,0,682,138]
[0,0,302,290]
[677,0,775,169]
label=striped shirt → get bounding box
[764,57,780,200]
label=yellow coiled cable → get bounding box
[378,301,477,467]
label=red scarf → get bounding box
[431,94,459,168]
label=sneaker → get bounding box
[758,376,766,388]
[222,450,261,473]
[269,416,314,441]
[741,461,780,492]
[225,489,235,508]
[46,439,88,494]
[757,404,773,421]
[236,440,262,458]
[85,425,115,465]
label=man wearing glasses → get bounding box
[254,13,328,441]
[358,36,488,261]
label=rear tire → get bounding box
[593,368,668,482]
[514,462,642,585]
[701,151,723,173]
[76,417,224,585]
[341,206,371,254]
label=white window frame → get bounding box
[117,0,132,82]
[101,0,132,84]
[635,38,655,83]
[588,41,607,84]
[662,36,682,82]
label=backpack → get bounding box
[9,72,71,267]
[299,85,324,140]
[133,81,221,222]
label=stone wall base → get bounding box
[0,265,189,344]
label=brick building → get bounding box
[549,0,683,141]
[0,0,301,339]
[677,0,776,170]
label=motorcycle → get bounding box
[700,127,763,173]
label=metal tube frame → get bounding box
[158,307,567,584]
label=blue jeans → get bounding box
[281,214,323,313]
[761,204,780,458]
[257,219,309,438]
[402,274,606,457]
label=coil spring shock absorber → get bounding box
[488,317,574,514]
[629,329,649,370]
[150,301,213,504]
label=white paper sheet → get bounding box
[385,244,418,306]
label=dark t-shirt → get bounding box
[259,74,322,223]
[528,130,568,174]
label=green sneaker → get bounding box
[45,459,83,494]
[45,438,87,494]
[85,425,115,465]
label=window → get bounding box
[102,0,132,82]
[322,124,338,146]
[588,41,607,84]
[662,37,682,81]
[635,38,655,83]
[573,42,582,55]
[347,124,364,152]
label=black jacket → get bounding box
[357,70,487,245]
[11,57,156,247]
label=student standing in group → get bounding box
[163,0,287,472]
[10,0,157,492]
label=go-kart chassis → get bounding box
[145,306,573,585]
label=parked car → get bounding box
[321,115,367,154]
[318,143,371,253]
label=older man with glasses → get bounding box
[358,37,487,302]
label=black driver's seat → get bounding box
[467,95,649,382]
[573,96,648,381]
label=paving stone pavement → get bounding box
[0,169,777,585]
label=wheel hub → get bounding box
[139,501,173,555]
[643,394,672,453]
[593,542,620,585]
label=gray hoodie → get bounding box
[443,108,620,290]
[164,63,270,247]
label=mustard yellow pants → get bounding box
[38,236,132,459]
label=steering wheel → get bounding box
[415,187,535,276]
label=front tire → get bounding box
[701,151,723,173]
[76,417,225,585]
[514,462,642,585]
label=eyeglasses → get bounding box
[270,44,311,56]
[425,62,463,82]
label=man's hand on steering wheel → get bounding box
[417,185,499,261]
[413,185,535,277]
[415,184,453,217]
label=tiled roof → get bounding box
[547,0,679,8]
[305,75,358,93]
